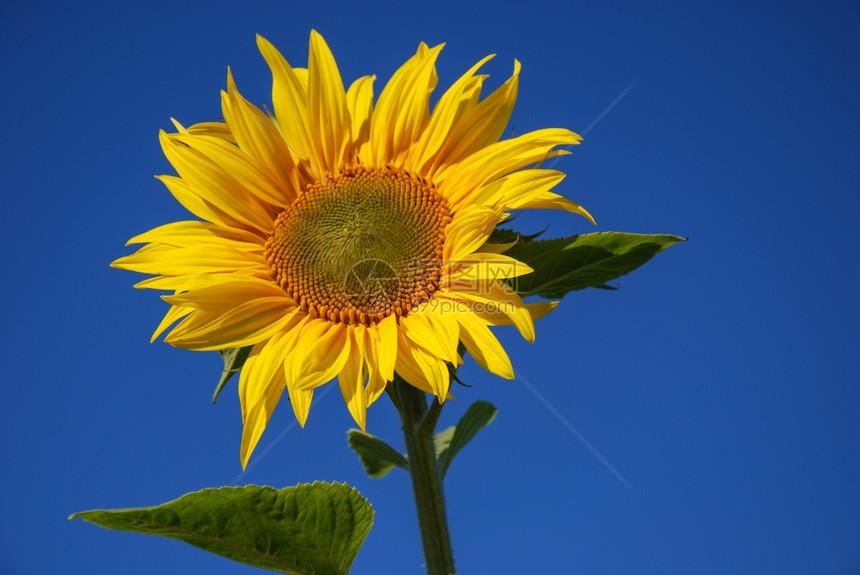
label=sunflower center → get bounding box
[266,165,450,326]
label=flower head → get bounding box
[113,31,594,467]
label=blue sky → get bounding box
[2,1,859,573]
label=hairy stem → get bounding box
[394,374,456,575]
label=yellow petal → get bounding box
[366,371,388,407]
[256,35,315,169]
[406,54,494,173]
[447,253,533,282]
[308,30,351,172]
[287,384,314,429]
[351,322,388,420]
[467,168,595,224]
[394,331,435,394]
[163,276,287,311]
[239,335,281,420]
[151,304,193,342]
[288,320,352,391]
[395,328,451,400]
[238,339,297,469]
[236,315,312,455]
[171,118,234,140]
[154,174,261,235]
[126,220,263,249]
[400,308,459,364]
[133,269,270,292]
[526,301,559,321]
[346,75,376,151]
[165,297,295,351]
[239,340,313,469]
[443,205,506,261]
[455,310,515,379]
[438,281,535,342]
[433,59,521,171]
[366,42,444,166]
[339,326,369,431]
[240,324,302,416]
[511,192,596,223]
[222,70,303,202]
[171,132,288,209]
[437,128,580,211]
[112,243,267,277]
[465,168,562,209]
[160,131,275,234]
[370,314,398,383]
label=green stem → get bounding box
[394,374,456,575]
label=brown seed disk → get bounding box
[265,165,450,326]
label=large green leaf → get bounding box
[347,430,409,478]
[213,345,253,403]
[436,401,497,478]
[70,483,373,575]
[503,231,685,298]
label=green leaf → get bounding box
[504,231,685,298]
[434,425,456,462]
[213,345,253,403]
[486,226,547,245]
[70,482,373,575]
[347,430,409,478]
[436,401,497,478]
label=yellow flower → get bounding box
[113,30,594,468]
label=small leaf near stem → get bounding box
[436,401,497,478]
[348,430,409,478]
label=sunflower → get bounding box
[113,30,594,468]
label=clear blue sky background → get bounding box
[2,1,858,573]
